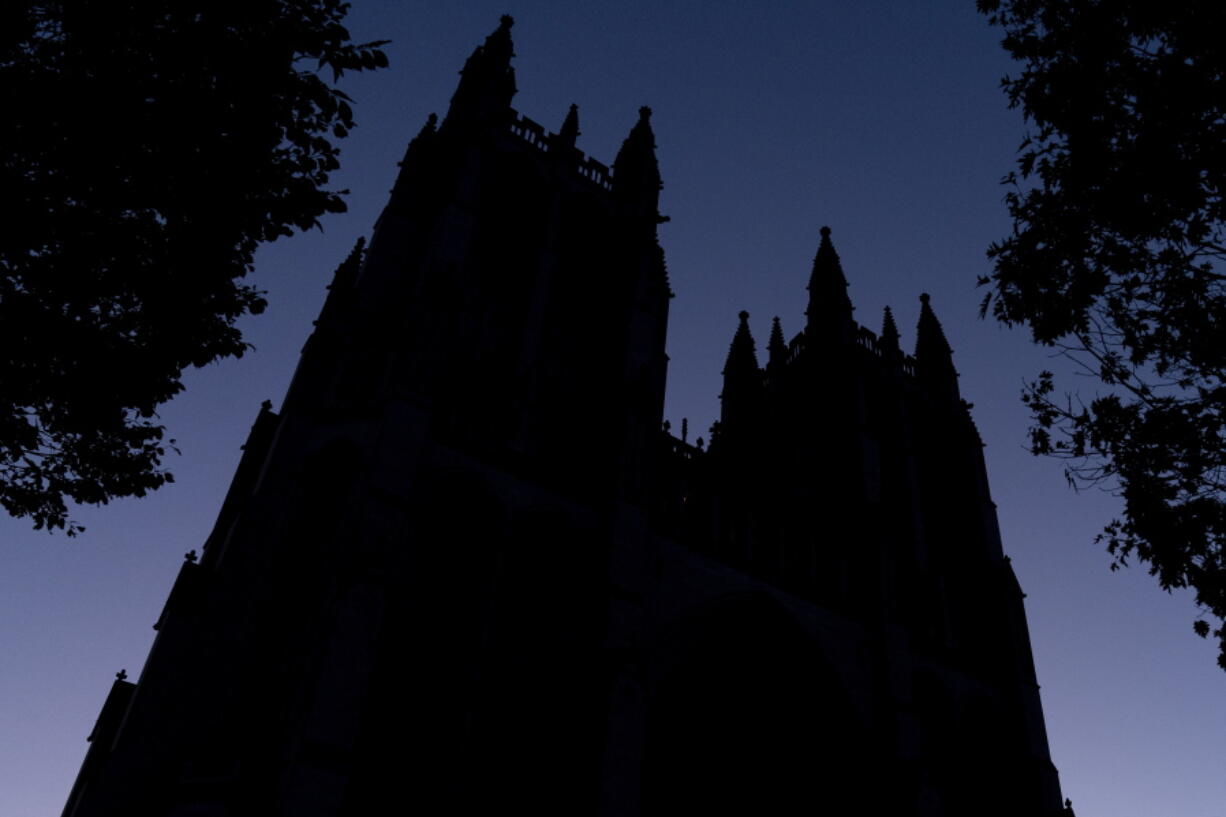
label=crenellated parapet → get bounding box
[507,110,615,191]
[507,111,550,150]
[761,309,922,387]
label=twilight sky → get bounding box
[5,3,1224,815]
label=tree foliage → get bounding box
[978,0,1226,666]
[0,1,386,533]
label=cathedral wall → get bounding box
[61,19,1066,817]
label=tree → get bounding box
[0,1,386,534]
[978,0,1226,667]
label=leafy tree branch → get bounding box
[979,0,1226,667]
[0,1,387,533]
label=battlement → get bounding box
[855,324,919,377]
[507,110,614,191]
[508,111,550,150]
[770,323,919,384]
[856,324,880,355]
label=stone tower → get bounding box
[63,18,1072,817]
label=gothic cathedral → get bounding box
[63,18,1072,817]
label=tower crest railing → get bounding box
[856,325,880,356]
[509,112,549,149]
[507,111,613,190]
[578,156,612,189]
[774,324,920,379]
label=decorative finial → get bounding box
[724,309,761,378]
[557,103,580,147]
[681,417,688,443]
[767,316,788,368]
[914,290,958,393]
[499,14,514,30]
[805,223,853,329]
[881,306,899,338]
[184,549,198,563]
[116,669,128,681]
[613,104,662,203]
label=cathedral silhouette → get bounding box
[63,17,1075,817]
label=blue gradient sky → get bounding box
[5,3,1223,815]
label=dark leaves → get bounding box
[0,0,387,532]
[982,0,1226,670]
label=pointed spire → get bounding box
[485,14,515,62]
[805,226,854,341]
[915,293,960,400]
[767,316,788,371]
[915,293,952,360]
[556,103,580,149]
[723,310,760,376]
[445,16,517,128]
[879,306,901,357]
[613,106,662,214]
[720,311,763,436]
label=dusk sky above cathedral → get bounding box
[4,3,1223,816]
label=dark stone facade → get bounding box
[63,18,1073,817]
